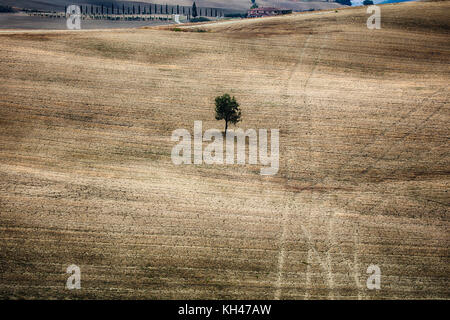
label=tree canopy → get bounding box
[214,94,242,134]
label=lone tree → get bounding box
[192,2,198,18]
[250,0,258,9]
[215,94,242,134]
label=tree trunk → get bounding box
[225,121,228,135]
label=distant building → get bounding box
[247,7,293,18]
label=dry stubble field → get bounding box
[0,1,449,299]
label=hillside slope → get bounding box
[184,0,448,34]
[0,1,448,299]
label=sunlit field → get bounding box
[0,1,448,299]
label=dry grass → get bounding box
[0,2,449,299]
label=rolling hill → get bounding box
[0,1,448,299]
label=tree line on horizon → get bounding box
[61,2,223,18]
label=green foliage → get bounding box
[189,17,210,23]
[250,0,259,9]
[335,0,352,6]
[0,5,15,13]
[215,94,242,133]
[363,0,374,5]
[225,13,247,18]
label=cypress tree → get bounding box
[192,2,197,18]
